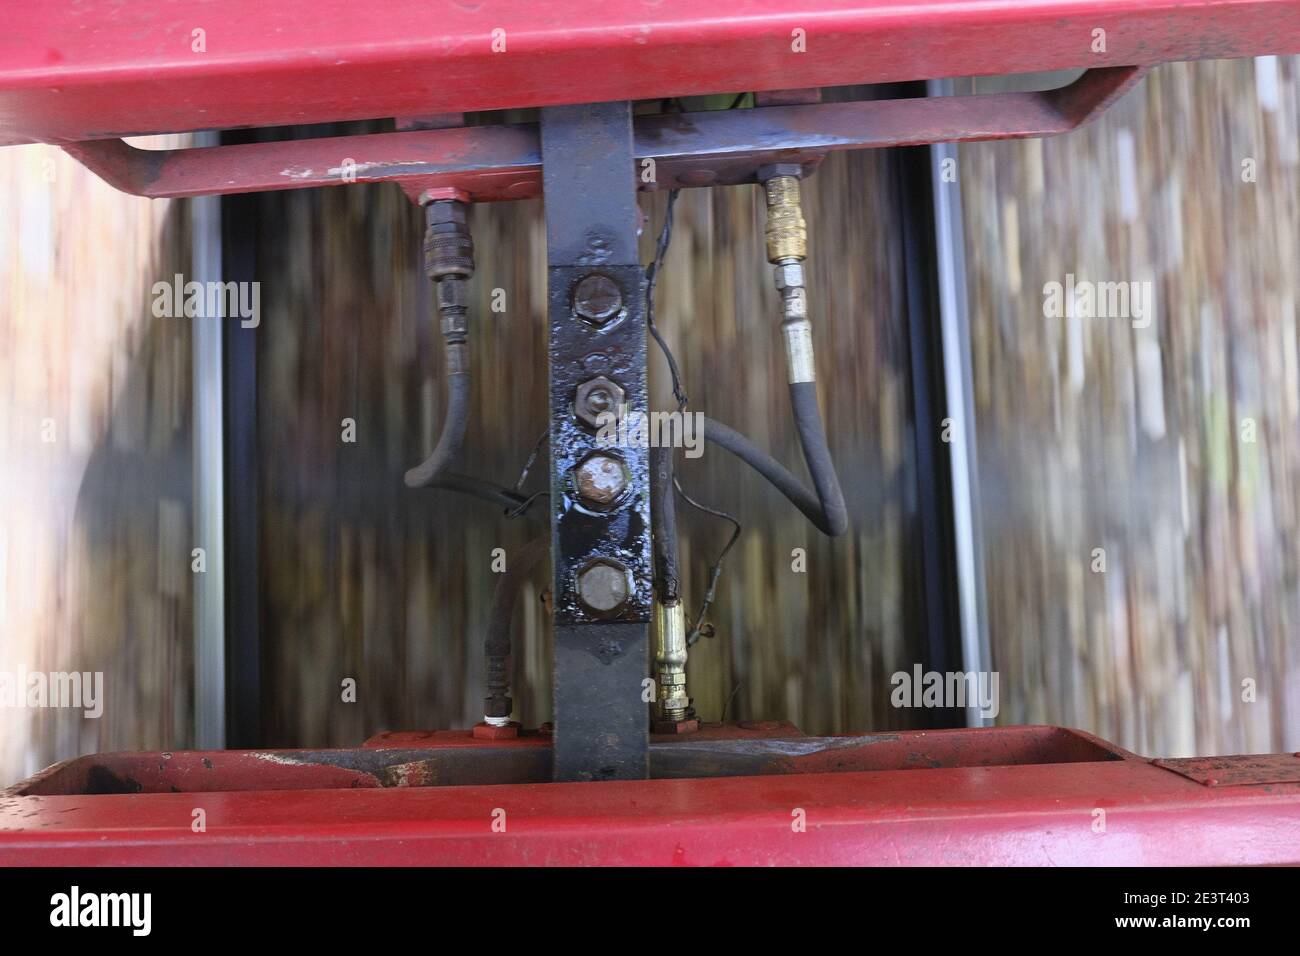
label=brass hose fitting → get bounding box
[760,168,815,384]
[653,600,690,722]
[762,174,807,264]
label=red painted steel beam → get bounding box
[59,67,1148,202]
[2,1,1299,146]
[2,727,1299,865]
[2,755,1299,865]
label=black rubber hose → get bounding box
[788,381,849,536]
[484,535,550,720]
[702,382,848,537]
[404,368,469,488]
[650,445,680,601]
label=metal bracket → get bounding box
[62,67,1148,202]
[542,102,652,782]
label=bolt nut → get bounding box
[575,558,632,617]
[773,262,805,291]
[574,375,625,430]
[757,162,804,183]
[436,276,470,310]
[571,452,630,509]
[574,274,623,326]
[425,201,468,226]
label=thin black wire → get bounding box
[674,477,741,646]
[646,189,689,412]
[720,681,742,723]
[513,425,549,492]
[504,489,549,521]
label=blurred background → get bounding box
[1,56,1297,786]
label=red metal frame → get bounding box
[58,67,1149,203]
[4,3,1299,868]
[4,1,1300,147]
[3,726,1299,866]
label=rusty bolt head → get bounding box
[574,274,623,325]
[574,375,625,430]
[571,451,630,509]
[575,558,632,617]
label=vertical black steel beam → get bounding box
[220,129,262,748]
[893,133,964,729]
[541,102,652,782]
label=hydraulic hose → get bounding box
[650,445,681,601]
[405,198,475,490]
[701,166,848,538]
[483,535,550,723]
[404,359,469,488]
[702,392,848,537]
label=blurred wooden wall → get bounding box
[0,137,193,784]
[2,57,1298,787]
[961,57,1300,756]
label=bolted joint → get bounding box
[573,274,624,327]
[571,451,631,510]
[424,200,474,280]
[574,375,625,431]
[575,558,633,618]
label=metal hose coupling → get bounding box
[759,166,815,385]
[424,197,475,371]
[653,599,696,732]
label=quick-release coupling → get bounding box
[424,199,474,371]
[760,168,815,385]
[761,172,807,264]
[424,199,474,281]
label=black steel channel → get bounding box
[892,129,964,729]
[220,128,262,748]
[541,103,652,781]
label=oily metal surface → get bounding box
[542,102,651,781]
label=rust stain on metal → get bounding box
[1153,754,1300,787]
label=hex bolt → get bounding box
[575,558,632,617]
[571,452,630,508]
[573,274,623,325]
[574,375,626,430]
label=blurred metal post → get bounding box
[192,132,226,748]
[928,79,992,725]
[220,129,262,749]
